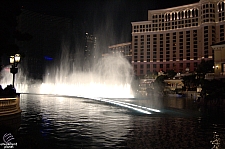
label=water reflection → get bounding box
[16,94,225,148]
[211,132,221,149]
[19,94,132,148]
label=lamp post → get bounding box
[10,54,21,88]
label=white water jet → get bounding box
[40,51,134,98]
[1,49,134,98]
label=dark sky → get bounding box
[19,0,199,50]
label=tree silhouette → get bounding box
[196,59,214,79]
[154,75,168,95]
[166,69,177,79]
[201,79,225,105]
[182,74,198,91]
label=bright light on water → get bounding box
[39,82,133,98]
[90,97,161,114]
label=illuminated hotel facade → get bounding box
[131,0,225,76]
[108,42,132,63]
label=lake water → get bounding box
[10,94,225,148]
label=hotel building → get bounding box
[108,42,132,63]
[131,0,225,76]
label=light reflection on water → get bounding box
[16,94,225,149]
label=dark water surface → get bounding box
[14,94,225,148]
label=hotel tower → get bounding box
[131,0,225,76]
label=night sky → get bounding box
[19,0,199,50]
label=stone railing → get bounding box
[0,94,21,116]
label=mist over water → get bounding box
[1,48,134,98]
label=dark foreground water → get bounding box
[9,94,225,148]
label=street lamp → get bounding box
[10,54,21,88]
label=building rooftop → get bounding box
[211,41,225,46]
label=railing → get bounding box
[205,73,225,80]
[220,72,225,75]
[0,94,21,116]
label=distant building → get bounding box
[16,9,73,79]
[84,32,97,69]
[108,42,132,63]
[131,0,225,76]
